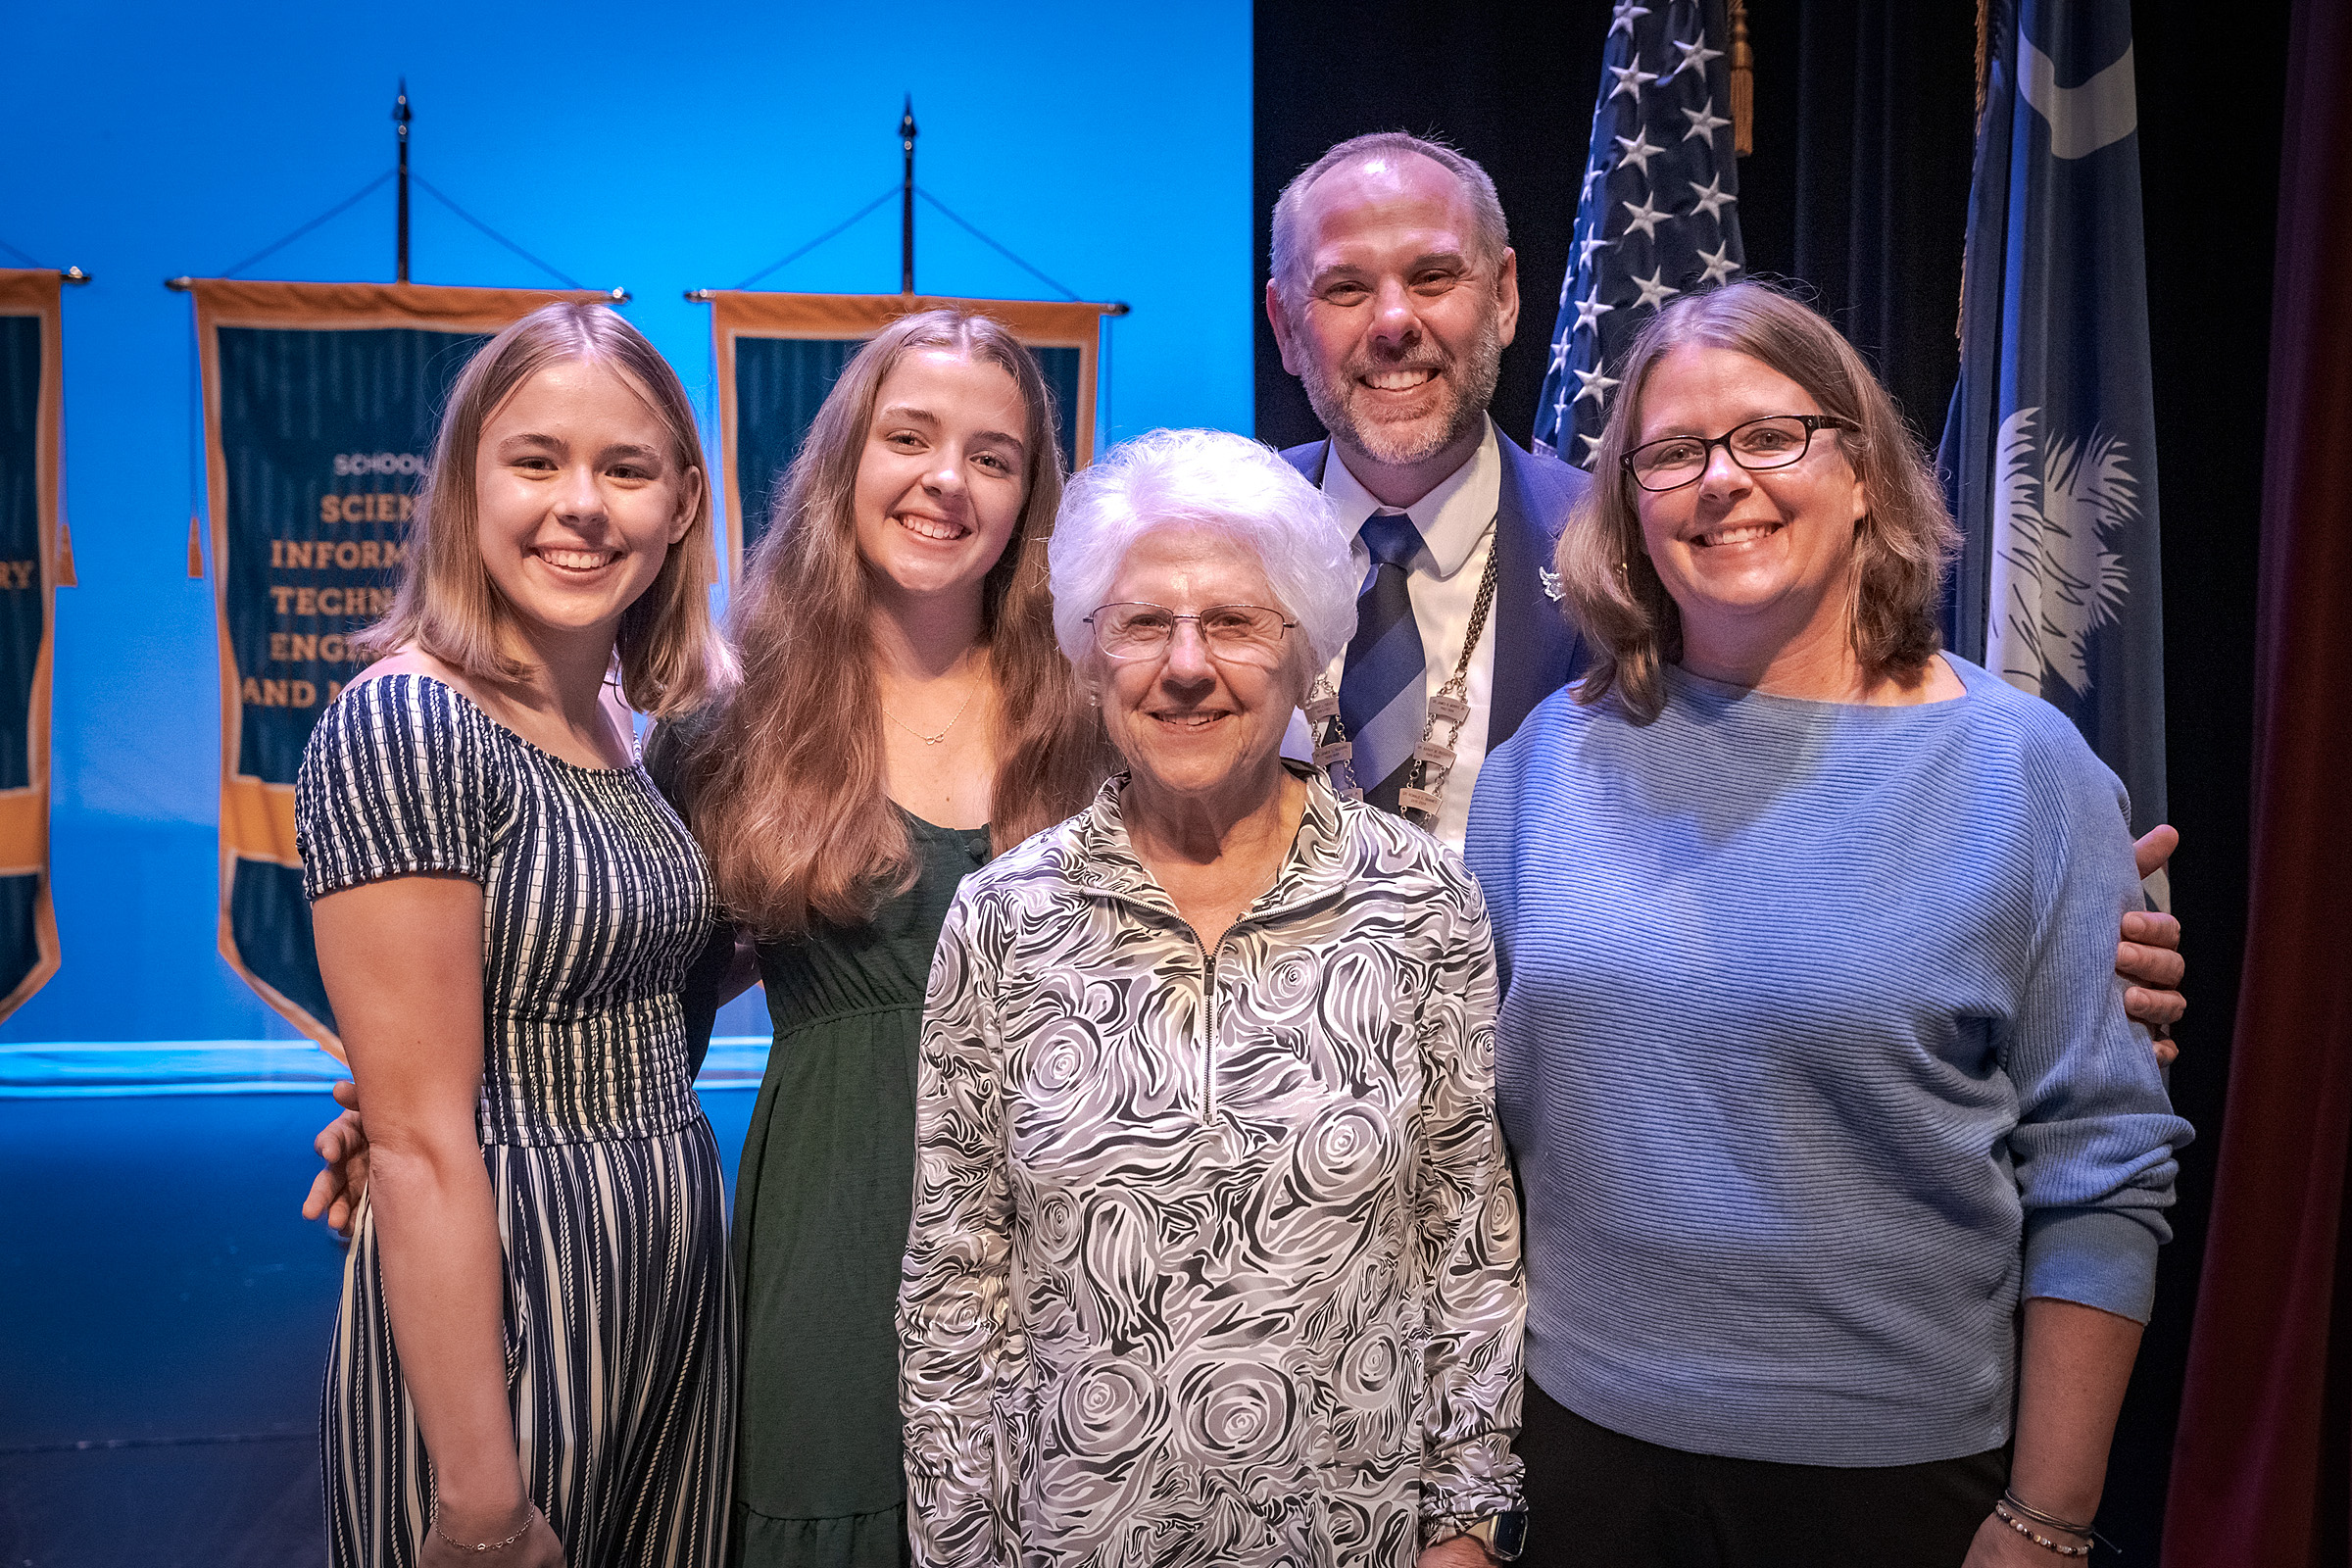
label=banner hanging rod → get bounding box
[0,237,91,282]
[164,276,630,302]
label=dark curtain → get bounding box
[2162,1,2352,1561]
[1779,2,1975,445]
[1254,1,2288,1555]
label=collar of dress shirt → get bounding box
[1318,416,1502,581]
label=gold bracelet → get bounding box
[1992,1499,2091,1558]
[432,1507,534,1554]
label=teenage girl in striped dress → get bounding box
[295,302,737,1568]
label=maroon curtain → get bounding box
[2162,1,2352,1562]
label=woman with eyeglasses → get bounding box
[897,428,1528,1566]
[1464,282,2191,1566]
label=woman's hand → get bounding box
[417,1502,565,1568]
[301,1080,370,1237]
[1415,1538,1494,1568]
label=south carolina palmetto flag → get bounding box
[1941,0,2167,840]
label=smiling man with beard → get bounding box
[1266,132,1590,850]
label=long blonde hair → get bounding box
[357,301,732,717]
[682,309,1110,936]
[1557,281,1958,722]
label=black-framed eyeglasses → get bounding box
[1084,602,1298,666]
[1621,414,1858,492]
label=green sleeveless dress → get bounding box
[725,811,991,1568]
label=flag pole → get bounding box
[900,96,917,296]
[394,80,412,284]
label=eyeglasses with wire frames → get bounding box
[1621,414,1858,492]
[1084,602,1298,666]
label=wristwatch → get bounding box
[1464,1509,1529,1561]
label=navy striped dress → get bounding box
[297,673,735,1568]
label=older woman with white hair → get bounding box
[897,427,1529,1567]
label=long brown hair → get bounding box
[1557,281,1958,722]
[683,309,1109,936]
[357,301,732,718]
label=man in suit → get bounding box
[1266,131,1586,851]
[1263,131,2187,1045]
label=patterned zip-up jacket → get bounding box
[898,763,1525,1567]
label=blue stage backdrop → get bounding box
[0,0,1250,1047]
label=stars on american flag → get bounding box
[1608,59,1660,104]
[1534,0,1747,466]
[1573,366,1622,406]
[1681,102,1731,141]
[1689,172,1736,220]
[1620,191,1670,240]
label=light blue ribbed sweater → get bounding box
[1463,657,2191,1467]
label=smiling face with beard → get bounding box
[1267,152,1519,504]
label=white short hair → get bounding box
[1050,428,1356,671]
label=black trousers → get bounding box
[1516,1378,2008,1568]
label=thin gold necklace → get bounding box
[882,680,977,746]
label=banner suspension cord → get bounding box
[914,188,1079,301]
[208,171,396,281]
[726,184,902,293]
[407,172,588,292]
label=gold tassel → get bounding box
[54,518,76,588]
[1976,0,1991,120]
[1730,0,1755,157]
[187,514,204,579]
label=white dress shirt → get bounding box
[1283,418,1502,851]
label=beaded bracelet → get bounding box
[1992,1499,2092,1558]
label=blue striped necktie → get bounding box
[1339,509,1426,812]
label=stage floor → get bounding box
[0,1083,762,1567]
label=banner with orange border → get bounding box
[192,280,612,1052]
[0,270,69,1021]
[706,292,1119,576]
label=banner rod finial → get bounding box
[604,287,631,304]
[165,276,195,292]
[60,267,91,285]
[684,289,716,303]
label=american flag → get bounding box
[1534,0,1746,466]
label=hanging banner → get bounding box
[193,279,610,1050]
[0,270,68,1020]
[708,291,1119,570]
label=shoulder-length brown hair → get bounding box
[682,309,1110,937]
[356,300,732,718]
[1557,280,1959,722]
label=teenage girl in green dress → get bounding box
[656,309,1106,1565]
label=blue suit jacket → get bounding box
[1281,432,1592,752]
